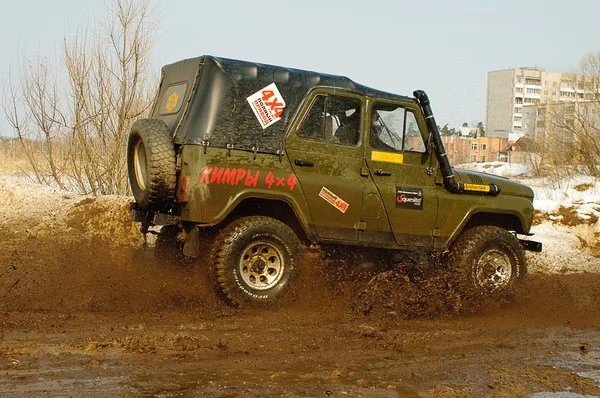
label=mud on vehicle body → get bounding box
[128,55,542,307]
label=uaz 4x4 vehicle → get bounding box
[128,56,541,307]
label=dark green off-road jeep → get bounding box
[128,55,541,307]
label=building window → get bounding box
[544,90,548,95]
[526,88,541,94]
[516,87,523,93]
[517,77,523,83]
[515,97,523,104]
[471,143,478,150]
[553,82,557,87]
[471,154,477,162]
[514,116,522,121]
[526,78,541,85]
[482,155,486,162]
[566,106,575,115]
[537,108,546,116]
[537,120,545,128]
[552,91,556,96]
[515,107,522,114]
[513,125,521,130]
[482,144,487,150]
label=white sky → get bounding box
[1,0,600,137]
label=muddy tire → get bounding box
[127,119,176,210]
[212,216,301,307]
[449,226,526,299]
[154,225,187,265]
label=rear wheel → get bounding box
[212,216,301,307]
[127,119,176,210]
[449,226,525,299]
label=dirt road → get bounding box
[1,178,600,397]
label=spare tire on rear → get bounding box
[127,119,176,210]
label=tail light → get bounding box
[178,175,190,204]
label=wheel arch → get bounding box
[221,197,316,246]
[439,210,527,251]
[462,211,526,235]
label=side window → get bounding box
[371,105,405,152]
[298,94,361,146]
[370,104,426,153]
[404,111,426,152]
[298,96,325,140]
[327,97,361,146]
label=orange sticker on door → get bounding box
[319,187,349,213]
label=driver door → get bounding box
[365,101,439,248]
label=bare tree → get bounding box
[530,50,600,179]
[2,0,157,195]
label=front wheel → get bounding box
[448,226,526,299]
[212,216,301,307]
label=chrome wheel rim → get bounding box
[133,140,147,190]
[475,249,513,291]
[239,241,284,290]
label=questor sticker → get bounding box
[396,186,423,210]
[247,82,286,129]
[319,187,349,213]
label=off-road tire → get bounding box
[212,216,301,307]
[127,119,176,210]
[448,226,526,299]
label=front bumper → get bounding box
[519,238,543,253]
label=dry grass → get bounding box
[0,139,35,177]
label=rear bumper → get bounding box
[130,202,180,226]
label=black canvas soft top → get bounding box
[154,55,414,155]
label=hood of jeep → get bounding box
[453,169,534,200]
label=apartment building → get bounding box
[522,100,600,140]
[486,67,596,138]
[442,135,509,164]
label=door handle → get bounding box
[374,169,392,176]
[295,159,314,167]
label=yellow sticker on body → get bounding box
[463,183,490,193]
[165,91,180,113]
[371,151,403,164]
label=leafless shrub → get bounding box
[529,51,600,180]
[2,0,158,194]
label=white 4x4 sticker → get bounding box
[247,83,286,129]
